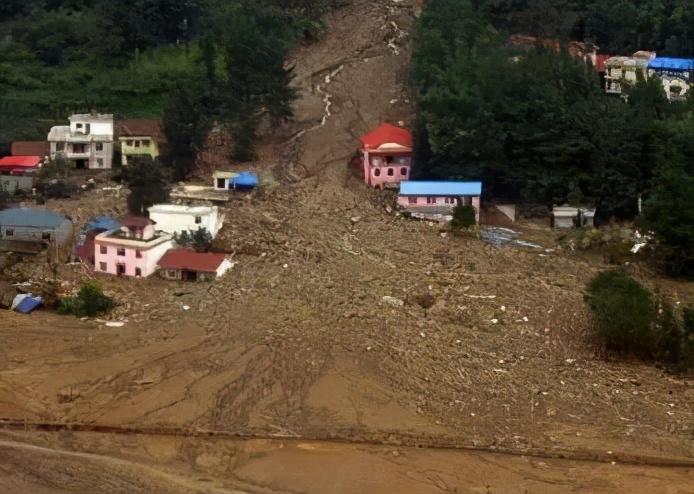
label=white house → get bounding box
[48,113,115,169]
[148,204,224,238]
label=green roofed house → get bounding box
[0,208,73,253]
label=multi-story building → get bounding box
[94,216,173,278]
[48,113,114,169]
[351,123,412,189]
[148,204,224,238]
[648,57,694,101]
[604,51,656,95]
[116,119,165,165]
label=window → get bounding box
[373,168,381,177]
[96,143,103,152]
[126,140,133,146]
[136,250,142,259]
[99,262,107,271]
[427,197,436,205]
[408,197,417,205]
[117,248,126,256]
[134,140,141,148]
[72,144,86,153]
[387,168,394,176]
[42,232,51,240]
[195,216,202,224]
[76,123,83,129]
[135,268,142,277]
[97,158,104,168]
[100,245,107,254]
[444,197,454,205]
[57,142,65,152]
[5,229,13,236]
[142,140,151,147]
[400,167,408,176]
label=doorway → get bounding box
[182,270,198,282]
[116,263,126,276]
[75,159,86,169]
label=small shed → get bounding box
[158,249,232,282]
[0,208,73,247]
[552,207,579,229]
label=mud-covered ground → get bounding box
[1,0,693,492]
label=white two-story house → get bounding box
[48,113,115,169]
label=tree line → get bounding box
[412,0,693,277]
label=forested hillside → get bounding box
[412,0,694,276]
[0,0,336,148]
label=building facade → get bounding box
[116,119,165,165]
[94,217,173,277]
[158,249,233,282]
[0,208,73,248]
[48,113,114,169]
[353,123,412,189]
[148,204,224,238]
[604,51,656,95]
[397,181,482,223]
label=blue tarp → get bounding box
[231,172,259,189]
[86,216,120,232]
[399,181,483,196]
[15,295,43,314]
[648,57,694,71]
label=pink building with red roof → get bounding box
[351,123,412,189]
[94,216,173,277]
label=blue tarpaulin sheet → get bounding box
[232,172,259,189]
[15,295,43,314]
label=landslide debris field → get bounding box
[1,0,693,492]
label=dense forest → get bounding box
[0,0,337,153]
[412,0,694,276]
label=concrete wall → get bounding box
[362,151,411,189]
[0,176,33,194]
[69,116,114,137]
[120,138,159,165]
[0,219,73,247]
[149,206,223,238]
[397,195,481,222]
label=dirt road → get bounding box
[1,0,694,491]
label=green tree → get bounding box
[58,282,115,318]
[176,227,213,252]
[121,156,169,215]
[585,270,656,357]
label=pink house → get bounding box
[94,216,174,277]
[397,181,483,223]
[351,123,412,189]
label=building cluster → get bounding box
[353,123,483,223]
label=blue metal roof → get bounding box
[649,57,694,71]
[0,208,69,228]
[399,181,482,196]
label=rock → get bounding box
[350,216,361,225]
[408,293,436,310]
[381,296,404,307]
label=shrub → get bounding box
[450,204,477,231]
[585,270,656,357]
[176,227,213,253]
[58,282,114,318]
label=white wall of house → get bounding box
[149,205,224,238]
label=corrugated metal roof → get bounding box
[0,208,69,228]
[399,181,482,196]
[360,124,412,150]
[649,57,694,71]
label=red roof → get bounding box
[0,156,42,168]
[11,141,49,157]
[116,119,166,143]
[360,123,412,150]
[119,216,155,228]
[595,54,611,72]
[158,249,226,273]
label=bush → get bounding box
[58,282,114,318]
[450,204,477,231]
[585,270,656,357]
[176,227,213,253]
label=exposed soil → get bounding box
[1,0,694,491]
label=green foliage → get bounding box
[176,227,213,253]
[585,271,694,370]
[450,204,477,231]
[121,156,169,215]
[585,270,656,357]
[58,282,114,318]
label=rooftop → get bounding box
[649,57,694,70]
[149,204,216,215]
[116,119,166,142]
[0,208,70,228]
[69,113,114,121]
[11,141,49,157]
[360,123,412,151]
[0,156,42,169]
[158,249,227,273]
[119,216,156,228]
[399,181,483,196]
